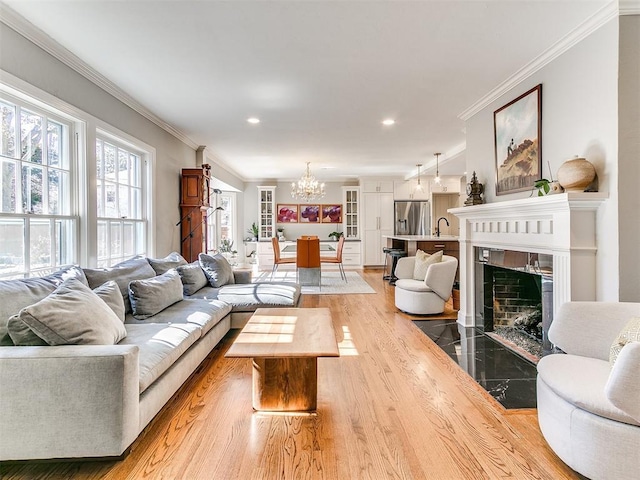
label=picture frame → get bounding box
[494,84,542,195]
[321,204,342,223]
[299,204,321,223]
[276,204,298,223]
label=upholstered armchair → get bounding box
[393,254,458,315]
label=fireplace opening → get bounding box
[475,248,553,362]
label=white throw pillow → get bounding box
[610,316,640,365]
[413,250,443,280]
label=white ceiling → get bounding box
[1,0,609,182]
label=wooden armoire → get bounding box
[179,164,211,262]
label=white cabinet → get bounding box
[257,186,276,240]
[393,179,429,200]
[341,241,361,266]
[430,177,462,194]
[362,191,393,265]
[342,187,360,239]
[361,180,394,193]
[256,241,275,269]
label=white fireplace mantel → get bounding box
[450,192,608,327]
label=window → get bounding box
[0,96,76,279]
[206,191,235,254]
[96,135,147,267]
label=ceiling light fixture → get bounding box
[247,117,260,124]
[382,119,395,126]
[291,162,325,203]
[434,152,442,185]
[415,164,424,192]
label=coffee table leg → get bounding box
[252,357,317,412]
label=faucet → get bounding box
[436,217,450,237]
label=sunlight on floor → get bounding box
[338,325,359,356]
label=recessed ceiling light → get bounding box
[247,117,260,124]
[382,119,395,126]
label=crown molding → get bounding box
[620,0,640,15]
[0,6,199,150]
[458,1,619,121]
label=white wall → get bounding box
[0,22,197,258]
[618,15,640,302]
[465,18,621,301]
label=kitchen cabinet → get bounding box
[430,177,462,194]
[342,187,360,239]
[393,179,429,200]
[362,191,394,265]
[361,180,394,193]
[257,186,276,241]
[341,241,362,266]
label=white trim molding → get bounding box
[458,2,619,121]
[450,193,608,328]
[620,0,640,15]
[0,6,199,150]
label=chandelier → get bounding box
[291,162,325,202]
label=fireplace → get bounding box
[474,247,553,360]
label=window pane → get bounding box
[96,180,104,217]
[1,160,17,213]
[0,101,16,158]
[118,148,129,184]
[118,185,129,218]
[21,110,43,164]
[96,139,103,178]
[97,220,107,259]
[110,222,122,257]
[55,218,74,266]
[131,187,141,219]
[134,222,145,256]
[130,153,140,187]
[22,165,43,214]
[48,168,60,215]
[104,143,116,180]
[105,181,117,218]
[30,218,51,269]
[47,121,63,167]
[123,222,134,257]
[0,217,24,275]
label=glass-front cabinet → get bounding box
[342,186,360,239]
[257,186,276,240]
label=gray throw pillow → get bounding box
[93,280,126,323]
[199,253,235,288]
[176,261,209,296]
[7,278,127,346]
[83,257,156,314]
[128,269,184,320]
[147,252,188,275]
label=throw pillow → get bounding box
[610,317,640,365]
[176,261,209,296]
[199,253,235,288]
[7,279,126,346]
[147,251,188,275]
[128,269,184,320]
[413,250,443,280]
[93,280,126,323]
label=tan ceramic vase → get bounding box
[556,157,596,192]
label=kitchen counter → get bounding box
[383,235,460,280]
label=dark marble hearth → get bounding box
[413,320,538,409]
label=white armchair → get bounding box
[537,301,640,480]
[393,255,458,315]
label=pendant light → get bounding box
[434,153,442,185]
[415,164,424,192]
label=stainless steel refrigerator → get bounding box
[394,201,430,236]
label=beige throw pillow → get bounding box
[610,317,640,365]
[413,250,443,280]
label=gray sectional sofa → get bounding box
[0,253,301,461]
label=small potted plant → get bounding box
[328,231,343,241]
[533,162,563,197]
[219,239,238,265]
[247,222,259,241]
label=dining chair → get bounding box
[297,237,321,288]
[320,235,346,282]
[271,237,295,280]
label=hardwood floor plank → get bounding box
[0,269,580,480]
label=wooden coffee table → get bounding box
[225,307,340,412]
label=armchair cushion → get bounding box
[606,342,640,423]
[413,250,442,280]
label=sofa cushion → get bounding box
[128,270,184,320]
[119,323,201,394]
[125,298,231,338]
[93,280,126,322]
[199,253,235,288]
[610,317,640,365]
[216,282,301,313]
[7,279,127,346]
[176,261,209,296]
[147,252,188,275]
[537,353,640,427]
[0,266,87,346]
[395,278,434,293]
[84,257,156,314]
[413,250,443,280]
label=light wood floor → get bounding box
[1,269,580,480]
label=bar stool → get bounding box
[388,250,407,285]
[382,247,405,280]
